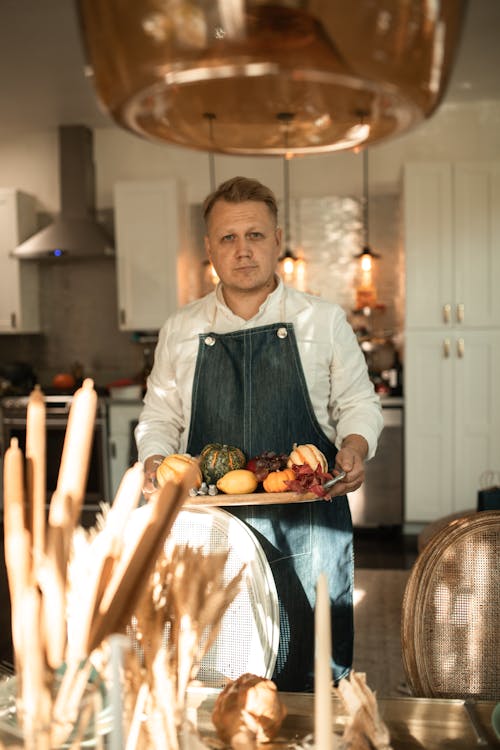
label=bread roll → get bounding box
[212,673,287,749]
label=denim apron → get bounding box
[186,317,353,692]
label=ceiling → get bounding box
[0,1,499,140]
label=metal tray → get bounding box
[190,691,500,749]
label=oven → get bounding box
[0,394,110,516]
[348,400,404,528]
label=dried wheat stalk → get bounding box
[336,671,393,750]
[124,542,245,750]
[3,379,221,749]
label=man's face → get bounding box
[204,200,282,295]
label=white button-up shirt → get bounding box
[135,279,383,462]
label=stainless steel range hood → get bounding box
[13,125,114,260]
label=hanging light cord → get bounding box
[204,112,217,191]
[355,148,380,260]
[277,112,295,257]
[283,152,292,251]
[363,149,370,248]
[209,152,216,192]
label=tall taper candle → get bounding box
[3,437,30,664]
[3,436,25,539]
[26,384,46,562]
[56,378,97,525]
[315,572,332,750]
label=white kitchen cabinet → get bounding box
[107,401,142,500]
[404,161,500,523]
[404,162,500,329]
[405,331,500,522]
[114,180,182,331]
[0,188,40,333]
[453,162,500,327]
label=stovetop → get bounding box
[1,385,110,413]
[1,383,109,398]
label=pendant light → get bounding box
[77,1,467,155]
[277,114,305,287]
[203,113,219,287]
[353,149,379,310]
[354,149,381,271]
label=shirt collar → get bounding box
[215,275,284,324]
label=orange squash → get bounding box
[156,453,202,488]
[287,443,328,473]
[263,468,295,493]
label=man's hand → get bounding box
[326,434,368,498]
[142,454,165,498]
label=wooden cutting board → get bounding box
[184,491,318,507]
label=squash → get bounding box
[263,468,295,493]
[200,443,246,484]
[287,443,328,473]
[156,453,202,488]
[216,469,258,495]
[52,372,76,391]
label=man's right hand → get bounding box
[142,454,165,497]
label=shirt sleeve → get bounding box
[328,306,383,460]
[134,316,187,463]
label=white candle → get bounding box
[109,634,130,750]
[315,572,332,750]
[3,437,32,666]
[3,436,25,538]
[56,378,97,525]
[26,384,46,562]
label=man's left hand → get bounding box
[326,434,368,498]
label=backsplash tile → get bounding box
[1,194,402,389]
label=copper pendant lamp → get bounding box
[203,112,220,287]
[353,149,380,310]
[277,113,300,277]
[77,1,468,155]
[353,149,380,272]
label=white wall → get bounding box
[1,100,499,213]
[0,130,59,213]
[94,99,500,206]
[0,99,499,385]
[94,99,500,205]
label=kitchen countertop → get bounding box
[106,397,144,405]
[379,395,404,407]
[190,690,500,749]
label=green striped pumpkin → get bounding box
[199,443,246,484]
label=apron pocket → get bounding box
[228,503,313,562]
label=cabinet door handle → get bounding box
[457,338,465,358]
[442,303,451,324]
[443,338,451,358]
[119,308,126,326]
[456,303,464,323]
[10,312,17,328]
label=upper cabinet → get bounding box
[453,163,500,328]
[404,162,500,524]
[404,162,500,329]
[114,180,183,331]
[0,188,40,334]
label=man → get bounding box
[136,176,383,691]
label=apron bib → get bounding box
[187,320,353,691]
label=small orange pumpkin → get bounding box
[156,454,202,488]
[287,443,328,473]
[263,468,295,493]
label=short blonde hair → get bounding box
[203,176,278,226]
